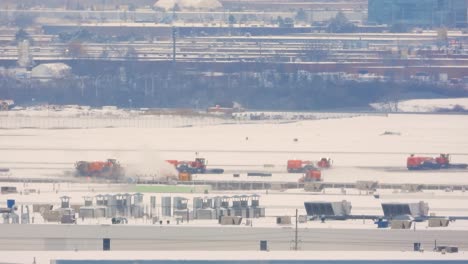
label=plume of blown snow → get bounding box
[121,149,178,180]
[154,0,222,11]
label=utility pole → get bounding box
[172,26,177,64]
[294,208,298,251]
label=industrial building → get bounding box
[368,0,468,28]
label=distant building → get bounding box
[0,0,155,9]
[207,104,244,115]
[368,0,468,28]
[31,63,71,81]
[154,0,222,11]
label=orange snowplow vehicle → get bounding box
[407,154,467,170]
[288,158,332,173]
[165,158,224,174]
[316,157,332,168]
[75,159,124,179]
[298,166,322,183]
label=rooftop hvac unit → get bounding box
[435,246,458,253]
[232,200,241,208]
[83,197,93,207]
[173,197,188,210]
[251,194,260,207]
[193,197,203,210]
[276,216,291,225]
[161,196,172,217]
[428,218,450,227]
[260,240,268,251]
[202,198,213,209]
[391,220,412,229]
[60,196,71,209]
[240,195,249,207]
[304,201,352,219]
[381,201,429,219]
[103,238,110,251]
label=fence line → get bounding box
[0,112,386,129]
[0,115,228,129]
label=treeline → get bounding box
[0,70,466,110]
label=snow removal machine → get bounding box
[287,158,332,173]
[298,165,322,183]
[166,158,224,174]
[407,154,468,170]
[287,160,324,182]
[75,159,125,180]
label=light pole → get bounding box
[79,76,85,97]
[172,26,177,63]
[151,75,155,98]
[94,75,104,99]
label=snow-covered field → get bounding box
[1,106,468,260]
[1,113,468,216]
[371,98,468,112]
[0,107,227,129]
[1,113,467,184]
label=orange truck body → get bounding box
[407,156,434,168]
[166,158,207,173]
[87,162,108,172]
[178,172,192,181]
[287,160,313,173]
[407,154,451,170]
[406,154,458,170]
[406,154,468,170]
[288,159,331,173]
[317,158,332,168]
[75,159,123,179]
[305,169,322,181]
[299,168,322,182]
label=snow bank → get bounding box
[154,0,222,11]
[370,98,468,113]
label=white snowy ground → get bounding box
[1,113,468,185]
[371,97,468,112]
[1,113,468,229]
[1,108,468,262]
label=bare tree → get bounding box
[67,41,87,57]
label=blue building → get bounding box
[368,0,468,28]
